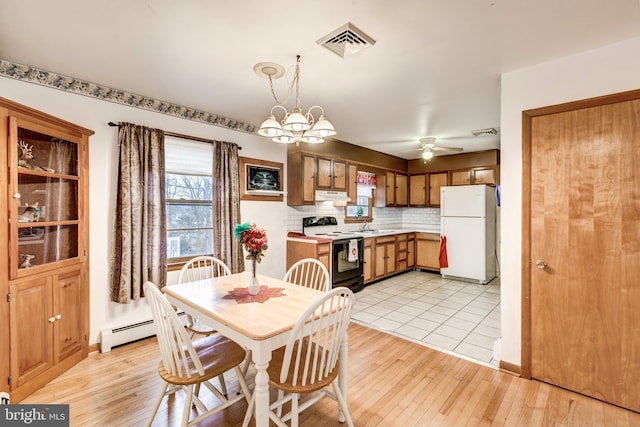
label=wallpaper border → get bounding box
[0,58,257,134]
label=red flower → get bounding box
[235,223,268,262]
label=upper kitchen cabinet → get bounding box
[0,97,92,402]
[287,151,316,206]
[347,163,358,205]
[409,172,448,207]
[408,149,500,187]
[382,171,408,207]
[316,157,347,191]
[450,166,499,186]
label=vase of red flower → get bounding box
[234,222,268,295]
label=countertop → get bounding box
[287,227,440,242]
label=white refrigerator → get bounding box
[440,185,496,284]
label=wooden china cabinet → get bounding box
[0,97,92,402]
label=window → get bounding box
[345,171,375,222]
[165,137,213,262]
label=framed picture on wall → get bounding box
[240,156,284,201]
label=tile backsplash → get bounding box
[287,203,440,233]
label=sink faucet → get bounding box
[359,221,371,231]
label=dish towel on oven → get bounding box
[348,239,358,262]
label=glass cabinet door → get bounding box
[9,117,83,278]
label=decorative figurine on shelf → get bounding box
[18,203,41,223]
[17,140,55,173]
[19,254,35,269]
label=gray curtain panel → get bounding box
[212,141,244,273]
[110,123,167,303]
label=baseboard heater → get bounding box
[100,312,188,353]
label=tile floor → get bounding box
[351,270,501,368]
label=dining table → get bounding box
[162,271,349,427]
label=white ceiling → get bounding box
[1,0,639,159]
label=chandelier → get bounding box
[255,55,335,144]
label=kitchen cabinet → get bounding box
[450,167,498,186]
[363,238,374,283]
[415,232,441,271]
[410,172,447,207]
[1,97,92,402]
[396,233,415,271]
[347,163,358,205]
[9,265,85,399]
[287,152,316,205]
[450,169,471,186]
[409,174,427,206]
[374,235,396,279]
[472,167,498,185]
[316,157,347,191]
[382,172,408,207]
[428,172,447,206]
[286,239,331,272]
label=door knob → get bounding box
[535,260,547,270]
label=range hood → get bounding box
[315,190,351,202]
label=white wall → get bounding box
[0,77,287,345]
[499,36,640,366]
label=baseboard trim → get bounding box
[88,343,100,354]
[499,360,521,376]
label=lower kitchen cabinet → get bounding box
[396,233,415,271]
[374,236,396,279]
[9,265,87,402]
[415,232,441,271]
[286,239,331,272]
[363,238,374,283]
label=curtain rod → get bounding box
[108,122,241,149]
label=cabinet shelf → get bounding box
[18,168,79,180]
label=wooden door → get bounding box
[410,174,427,206]
[302,155,315,203]
[53,267,84,363]
[347,163,357,204]
[374,244,387,278]
[384,242,396,274]
[385,172,396,205]
[416,238,440,271]
[525,93,640,412]
[407,235,415,268]
[450,169,471,186]
[395,174,408,206]
[10,276,53,389]
[363,239,373,283]
[316,157,332,189]
[472,167,497,185]
[428,172,447,206]
[332,160,347,190]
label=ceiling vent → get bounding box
[471,127,499,137]
[317,22,376,58]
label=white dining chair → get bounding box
[143,281,251,427]
[177,256,233,395]
[283,258,331,292]
[178,256,231,336]
[242,287,355,427]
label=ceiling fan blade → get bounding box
[432,146,463,152]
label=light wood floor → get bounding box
[22,323,640,426]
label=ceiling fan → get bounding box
[418,137,463,161]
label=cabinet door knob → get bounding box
[48,316,56,323]
[55,314,62,320]
[13,193,21,199]
[536,260,547,270]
